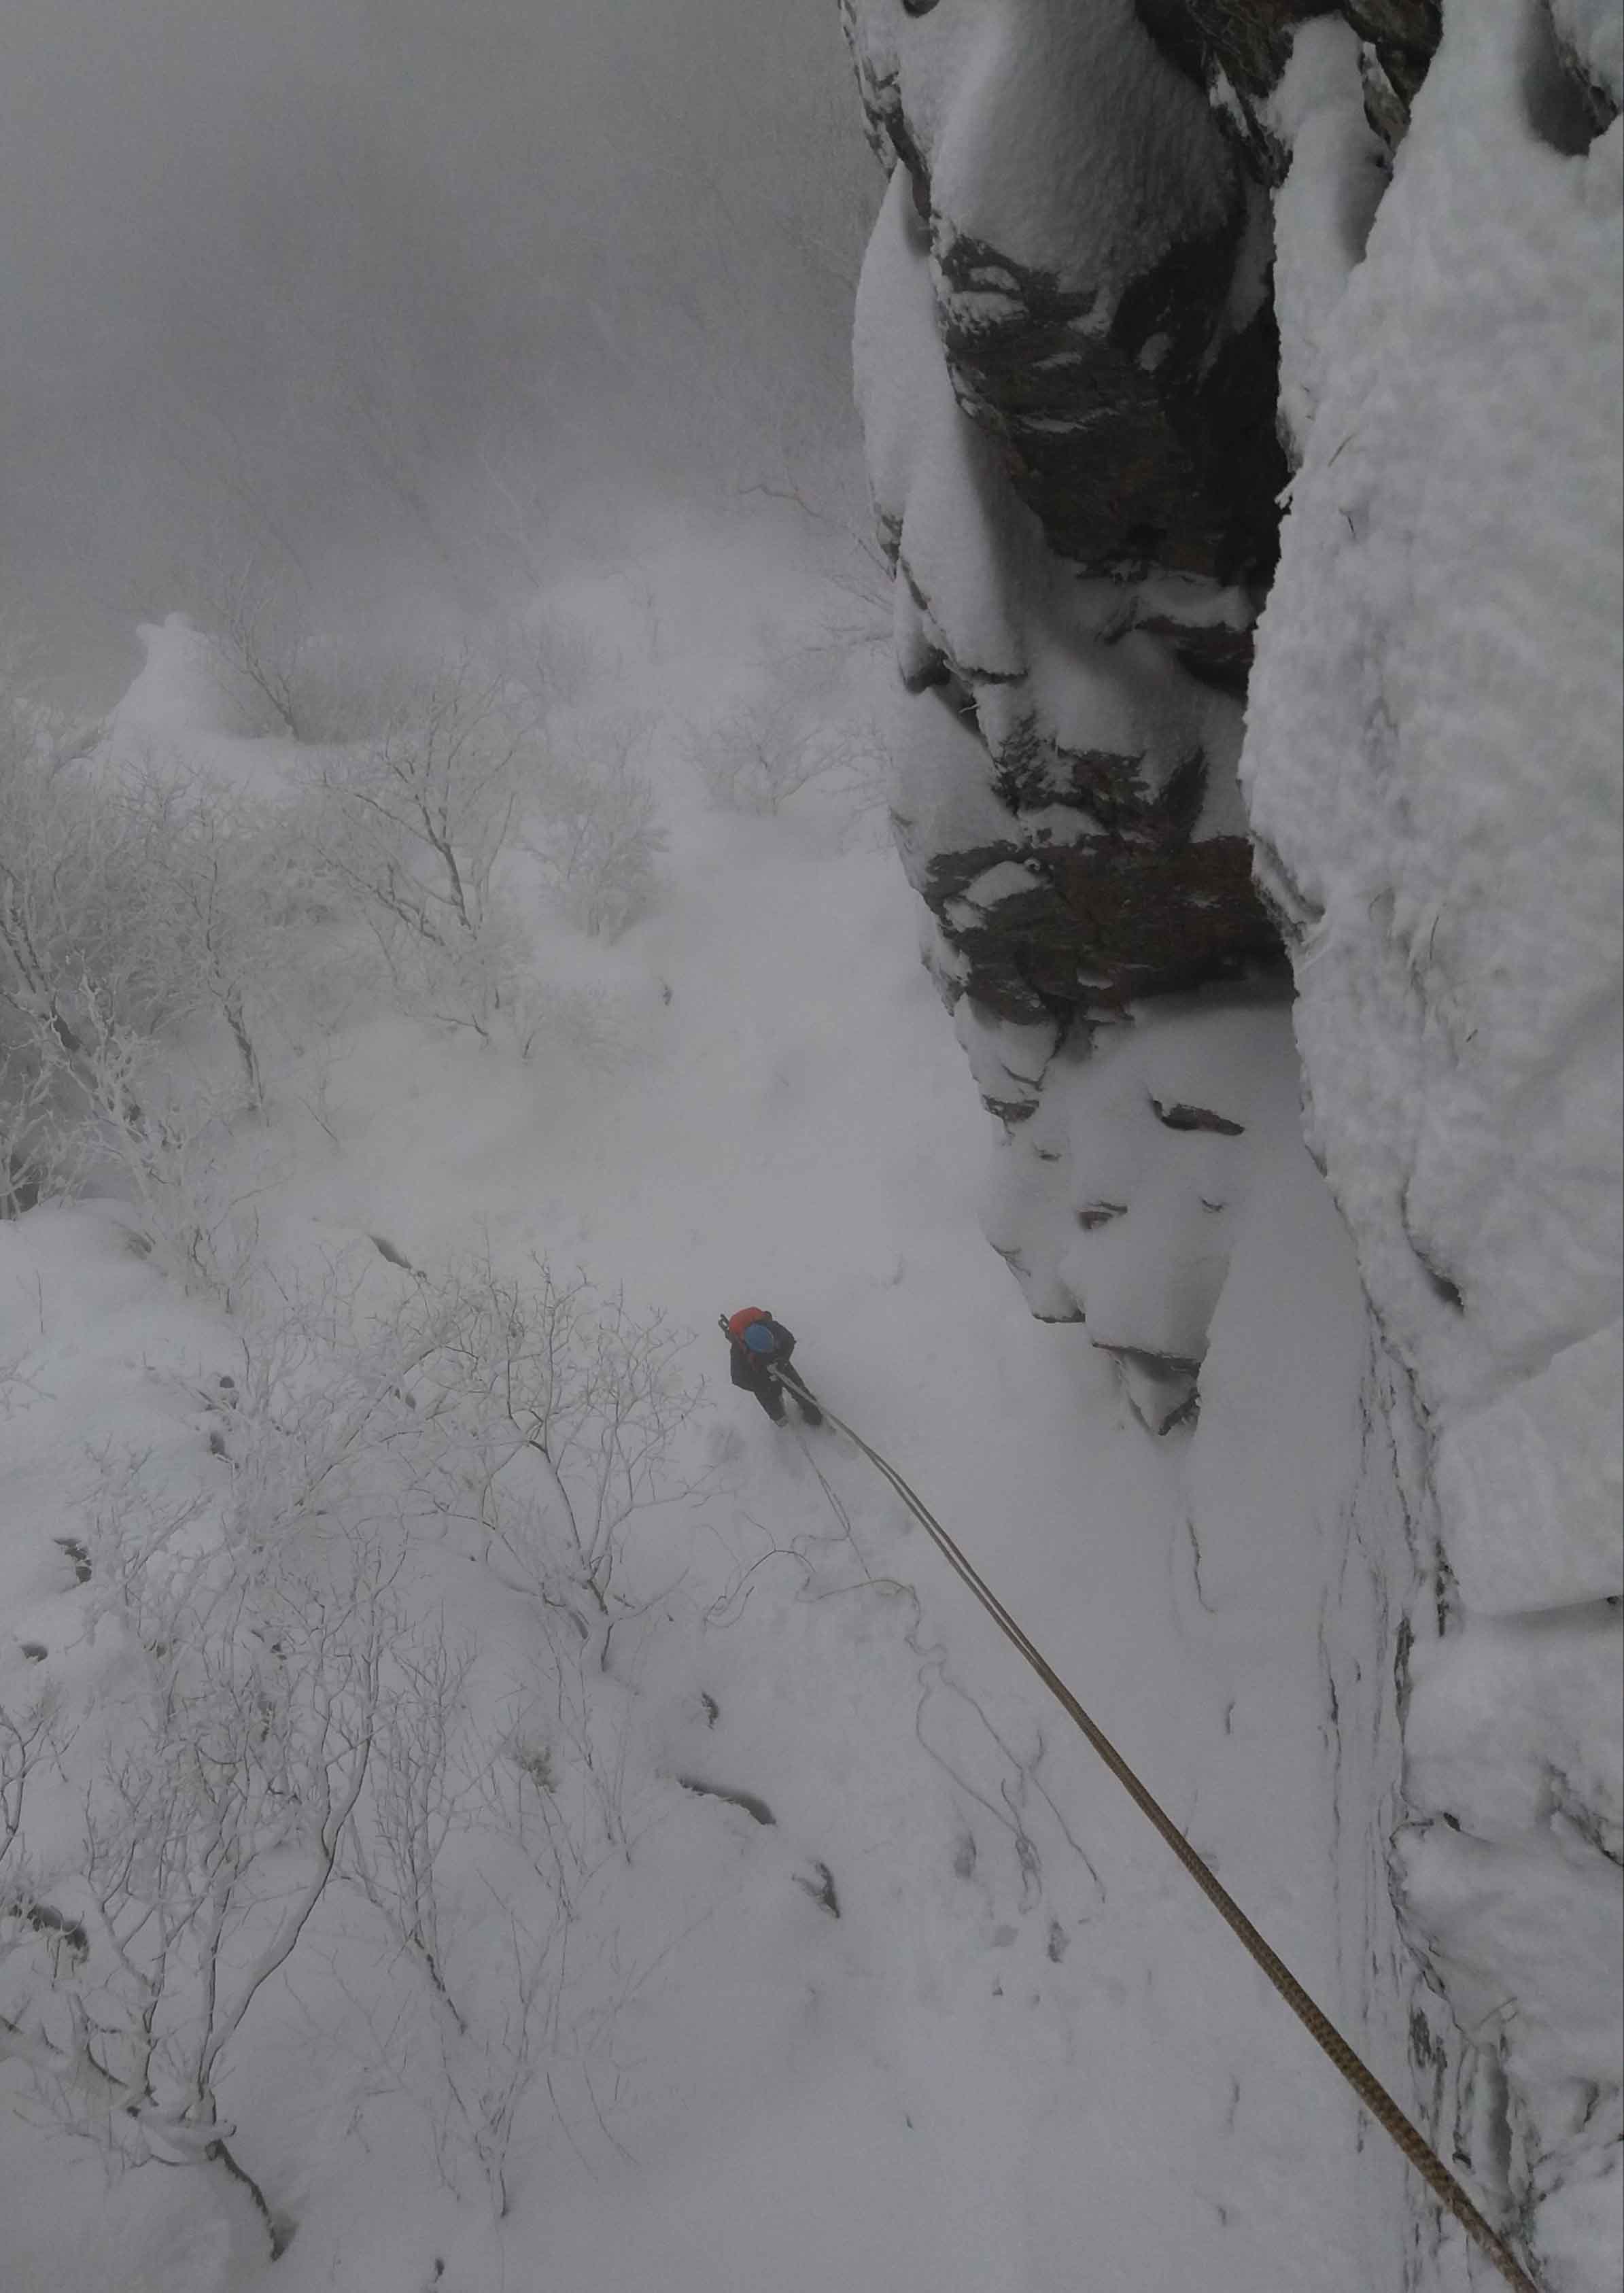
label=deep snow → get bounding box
[1,527,1438,2291]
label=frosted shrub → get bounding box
[0,721,320,1275]
[0,733,168,1062]
[825,712,897,851]
[401,1252,700,1616]
[496,607,617,717]
[685,685,841,815]
[302,647,537,1043]
[0,1237,699,2241]
[171,547,402,746]
[343,1632,583,2221]
[54,1018,264,1294]
[0,1696,50,1876]
[171,547,316,738]
[112,764,315,1106]
[228,1251,695,2217]
[0,756,224,1248]
[1,1503,393,2258]
[530,712,666,939]
[0,717,290,1080]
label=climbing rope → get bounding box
[772,1362,1542,2293]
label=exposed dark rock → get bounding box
[1150,1099,1247,1136]
[1529,0,1621,148]
[795,1860,841,1917]
[676,1776,776,1827]
[1099,1343,1204,1435]
[53,1537,91,1585]
[1044,840,1281,1004]
[936,221,1286,590]
[1139,1,1442,142]
[4,1895,90,1962]
[844,0,1317,1137]
[920,831,1282,1036]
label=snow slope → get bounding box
[1,523,1432,2290]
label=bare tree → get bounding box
[169,546,318,740]
[302,649,537,1042]
[0,1527,391,2258]
[529,712,666,939]
[494,606,617,718]
[341,1633,571,2220]
[0,1697,51,1879]
[167,543,415,750]
[0,1230,699,2245]
[414,1254,701,1617]
[343,1615,649,2218]
[105,764,313,1109]
[685,673,853,816]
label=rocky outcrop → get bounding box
[846,0,1293,1154]
[842,0,1455,1163]
[844,1,1621,2286]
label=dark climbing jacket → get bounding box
[721,1309,823,1426]
[726,1315,796,1392]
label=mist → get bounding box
[0,0,880,684]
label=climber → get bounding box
[720,1307,824,1428]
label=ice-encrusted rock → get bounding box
[1243,1,1623,2281]
[848,0,1289,1131]
[844,0,1619,2282]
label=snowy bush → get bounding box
[1,1497,394,2258]
[0,1697,50,1880]
[0,712,321,1275]
[686,684,842,814]
[107,762,315,1105]
[299,646,539,1044]
[0,722,173,1062]
[169,547,409,746]
[341,1629,606,2222]
[0,1240,700,2243]
[0,755,222,1249]
[826,711,897,850]
[0,707,295,1080]
[494,606,617,717]
[685,649,891,830]
[528,710,666,939]
[400,1251,701,1617]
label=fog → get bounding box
[0,0,879,683]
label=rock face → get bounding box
[846,0,1292,1145]
[844,0,1621,2285]
[1240,7,1623,2282]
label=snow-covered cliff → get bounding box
[843,2,1623,2286]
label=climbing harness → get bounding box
[766,1360,1542,2293]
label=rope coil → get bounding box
[773,1362,1542,2293]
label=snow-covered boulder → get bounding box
[107,614,270,744]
